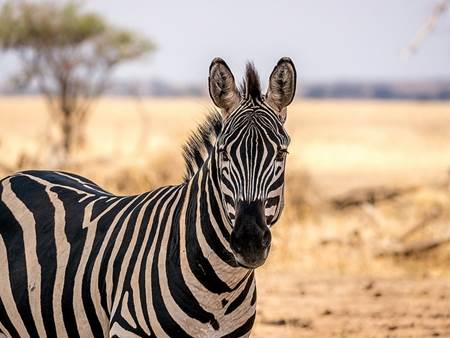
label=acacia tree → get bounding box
[0,1,154,158]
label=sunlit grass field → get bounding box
[1,97,450,337]
[2,97,449,193]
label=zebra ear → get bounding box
[209,58,241,117]
[265,57,297,123]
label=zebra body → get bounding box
[0,57,297,337]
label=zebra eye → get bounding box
[219,149,230,162]
[275,149,288,161]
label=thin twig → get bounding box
[402,0,450,58]
[377,236,450,257]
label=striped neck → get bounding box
[181,154,250,291]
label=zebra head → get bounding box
[209,57,297,269]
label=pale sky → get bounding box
[1,0,450,86]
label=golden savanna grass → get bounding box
[1,97,450,337]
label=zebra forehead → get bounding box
[221,106,288,141]
[223,126,288,150]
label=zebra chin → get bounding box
[233,249,270,269]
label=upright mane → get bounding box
[182,110,223,182]
[241,62,261,100]
[182,62,262,182]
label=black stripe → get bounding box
[138,188,174,334]
[51,185,93,338]
[93,195,142,331]
[206,179,231,240]
[10,176,58,337]
[0,298,20,338]
[221,313,255,338]
[0,180,40,337]
[166,186,219,326]
[111,194,149,301]
[151,188,191,337]
[186,175,232,294]
[200,172,236,267]
[109,289,151,337]
[84,196,137,336]
[96,197,136,317]
[120,188,167,334]
[225,273,254,315]
[251,287,257,305]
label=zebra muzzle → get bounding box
[230,200,272,269]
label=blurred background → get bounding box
[0,1,450,337]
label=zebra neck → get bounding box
[180,160,250,291]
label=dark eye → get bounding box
[219,149,230,161]
[275,149,288,161]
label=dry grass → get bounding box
[1,96,450,274]
[1,96,450,337]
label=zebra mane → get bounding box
[182,110,223,182]
[241,62,261,100]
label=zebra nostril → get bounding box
[233,242,242,254]
[261,230,271,249]
[231,234,242,254]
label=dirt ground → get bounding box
[253,273,450,338]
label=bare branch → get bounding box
[402,0,450,57]
[376,236,450,257]
[331,185,418,210]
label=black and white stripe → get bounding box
[0,57,296,337]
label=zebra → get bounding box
[0,57,297,338]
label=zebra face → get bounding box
[217,110,290,268]
[209,57,296,269]
[217,108,290,226]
